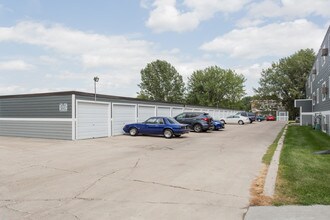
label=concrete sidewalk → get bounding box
[245,205,330,220]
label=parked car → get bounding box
[266,115,276,121]
[223,115,250,125]
[256,115,266,122]
[235,111,256,123]
[123,117,189,138]
[211,120,225,130]
[174,112,213,132]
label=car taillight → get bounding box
[202,118,209,122]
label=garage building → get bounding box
[0,91,238,140]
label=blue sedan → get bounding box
[212,120,225,130]
[123,117,190,138]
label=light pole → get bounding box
[93,76,99,101]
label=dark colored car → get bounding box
[256,115,265,122]
[174,112,213,132]
[236,111,256,123]
[123,117,189,139]
[212,120,225,130]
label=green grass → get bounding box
[262,127,285,165]
[274,126,330,205]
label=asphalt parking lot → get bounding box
[0,121,286,220]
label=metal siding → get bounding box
[112,104,136,135]
[157,106,171,117]
[138,105,155,122]
[301,115,313,126]
[327,114,330,135]
[0,95,72,118]
[76,102,109,139]
[310,30,330,112]
[295,100,313,112]
[0,120,72,139]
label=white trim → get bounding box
[108,103,113,137]
[322,81,327,101]
[300,107,302,126]
[112,102,137,106]
[157,105,173,109]
[76,99,110,105]
[317,88,320,104]
[301,112,314,115]
[295,99,312,101]
[72,94,76,140]
[0,118,72,122]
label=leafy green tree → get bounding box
[186,66,246,108]
[137,60,185,103]
[239,96,253,111]
[254,49,315,118]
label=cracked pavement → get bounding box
[0,121,286,220]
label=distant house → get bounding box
[251,99,285,115]
[295,26,330,135]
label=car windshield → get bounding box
[166,117,181,124]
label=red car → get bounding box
[266,115,276,121]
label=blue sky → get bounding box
[0,0,329,97]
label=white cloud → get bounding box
[0,60,33,71]
[200,19,325,59]
[0,21,155,69]
[0,85,26,95]
[239,0,330,28]
[248,0,330,19]
[145,0,251,32]
[234,62,271,96]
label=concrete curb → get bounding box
[264,124,288,197]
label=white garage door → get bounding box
[157,106,171,117]
[76,101,109,140]
[112,104,136,135]
[138,105,156,122]
[171,107,184,117]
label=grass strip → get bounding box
[274,125,330,205]
[262,126,285,165]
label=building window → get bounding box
[312,66,316,81]
[329,76,330,99]
[322,82,327,101]
[307,75,310,88]
[317,88,319,104]
[322,45,327,66]
[312,91,316,105]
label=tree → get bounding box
[239,96,253,111]
[186,66,246,108]
[137,60,185,103]
[254,49,315,118]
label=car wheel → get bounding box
[193,124,202,132]
[129,127,138,136]
[174,134,181,137]
[257,118,261,122]
[164,129,173,139]
[238,120,244,125]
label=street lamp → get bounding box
[93,76,99,101]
